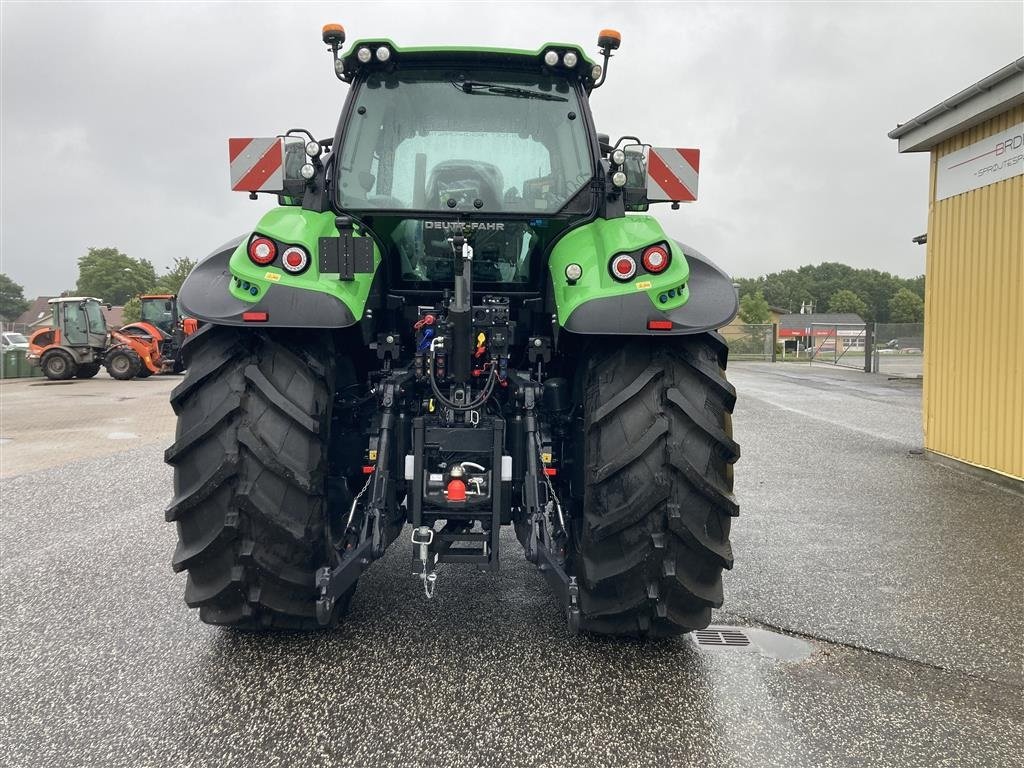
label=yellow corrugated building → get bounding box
[890,58,1023,484]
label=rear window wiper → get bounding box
[455,81,568,102]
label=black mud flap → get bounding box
[562,241,738,335]
[178,236,357,328]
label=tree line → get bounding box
[735,262,925,324]
[0,248,197,323]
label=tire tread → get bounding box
[574,335,739,637]
[166,325,351,630]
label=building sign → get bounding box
[936,122,1024,201]
[778,327,865,338]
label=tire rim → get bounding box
[48,357,66,375]
[111,356,130,375]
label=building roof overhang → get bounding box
[889,58,1024,153]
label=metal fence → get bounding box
[719,319,924,378]
[720,324,776,361]
[872,322,924,378]
[806,323,868,370]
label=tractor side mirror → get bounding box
[228,136,308,197]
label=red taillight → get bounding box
[610,254,636,281]
[242,311,268,322]
[281,246,309,274]
[544,467,557,476]
[647,320,673,330]
[642,245,670,273]
[248,237,276,265]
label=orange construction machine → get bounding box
[27,297,165,381]
[118,294,198,374]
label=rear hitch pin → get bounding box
[411,526,437,599]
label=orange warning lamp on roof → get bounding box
[592,28,622,88]
[323,23,347,80]
[322,24,345,47]
[597,29,621,51]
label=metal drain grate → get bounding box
[694,629,751,647]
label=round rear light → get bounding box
[610,254,636,281]
[248,237,276,265]
[642,245,670,274]
[281,246,309,274]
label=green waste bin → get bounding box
[1,350,16,379]
[1,349,39,379]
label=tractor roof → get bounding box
[339,40,600,90]
[48,296,103,304]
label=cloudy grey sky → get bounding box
[2,1,1022,297]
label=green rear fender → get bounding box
[178,208,378,328]
[549,216,738,335]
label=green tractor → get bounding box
[168,26,740,636]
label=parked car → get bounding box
[884,337,924,353]
[1,331,29,351]
[806,341,838,357]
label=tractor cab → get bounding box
[139,294,178,337]
[27,297,109,380]
[50,297,108,347]
[330,48,600,293]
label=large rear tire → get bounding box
[165,324,356,629]
[569,333,739,637]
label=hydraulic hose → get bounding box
[428,340,497,412]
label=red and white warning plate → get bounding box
[646,147,700,203]
[229,137,285,192]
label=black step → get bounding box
[438,551,491,565]
[437,532,488,543]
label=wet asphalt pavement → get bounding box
[1,365,1022,767]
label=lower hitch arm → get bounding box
[512,374,581,634]
[315,373,409,625]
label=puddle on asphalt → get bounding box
[107,432,140,440]
[692,625,813,662]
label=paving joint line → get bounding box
[721,612,1024,692]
